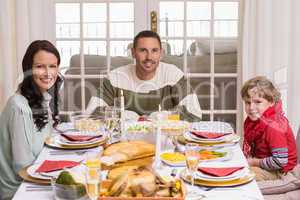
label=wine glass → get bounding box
[163,109,188,151]
[185,143,200,197]
[160,109,178,150]
[104,106,121,143]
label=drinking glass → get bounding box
[86,151,101,169]
[104,106,121,143]
[85,167,101,200]
[185,143,200,197]
[167,108,180,121]
[85,151,101,200]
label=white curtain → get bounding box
[288,0,300,134]
[0,0,55,111]
[242,0,300,133]
[242,0,274,81]
[0,0,17,111]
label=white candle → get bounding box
[120,90,126,141]
[154,104,162,168]
[120,90,125,111]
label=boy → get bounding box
[241,76,297,181]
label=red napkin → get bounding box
[198,167,244,177]
[35,160,80,173]
[61,133,102,142]
[138,116,150,121]
[190,131,231,139]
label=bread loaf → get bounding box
[103,141,155,163]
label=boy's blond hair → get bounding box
[241,76,281,103]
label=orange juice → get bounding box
[86,180,100,199]
[86,158,101,169]
[168,114,180,121]
[86,168,101,200]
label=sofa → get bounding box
[61,40,237,127]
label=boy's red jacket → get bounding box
[243,101,297,172]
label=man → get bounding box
[86,30,201,121]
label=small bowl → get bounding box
[53,183,89,200]
[69,112,104,135]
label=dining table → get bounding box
[13,122,264,200]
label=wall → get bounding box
[288,0,300,134]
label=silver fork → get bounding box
[49,150,88,155]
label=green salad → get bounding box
[127,124,152,133]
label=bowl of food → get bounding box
[160,151,186,167]
[198,149,231,162]
[52,171,88,200]
[126,121,155,143]
[69,112,104,135]
[159,120,190,136]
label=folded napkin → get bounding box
[61,133,102,142]
[35,160,80,173]
[190,131,231,139]
[138,116,150,121]
[198,167,244,177]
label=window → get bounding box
[158,0,240,130]
[55,0,241,132]
[55,1,135,112]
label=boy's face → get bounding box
[244,87,274,121]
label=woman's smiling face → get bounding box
[32,50,59,93]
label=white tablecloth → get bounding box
[13,122,264,200]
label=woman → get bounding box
[0,40,63,199]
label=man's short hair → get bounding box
[133,30,162,49]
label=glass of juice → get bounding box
[85,152,101,200]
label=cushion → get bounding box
[189,40,237,55]
[258,165,300,195]
[264,189,300,200]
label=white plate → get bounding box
[195,167,249,182]
[160,151,186,167]
[27,163,62,180]
[190,121,234,133]
[183,132,240,144]
[188,131,230,142]
[55,135,105,146]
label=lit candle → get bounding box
[154,104,162,169]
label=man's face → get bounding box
[244,87,274,121]
[131,37,162,79]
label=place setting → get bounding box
[19,159,84,185]
[179,143,255,189]
[46,113,108,150]
[177,121,240,147]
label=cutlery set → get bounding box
[25,185,52,192]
